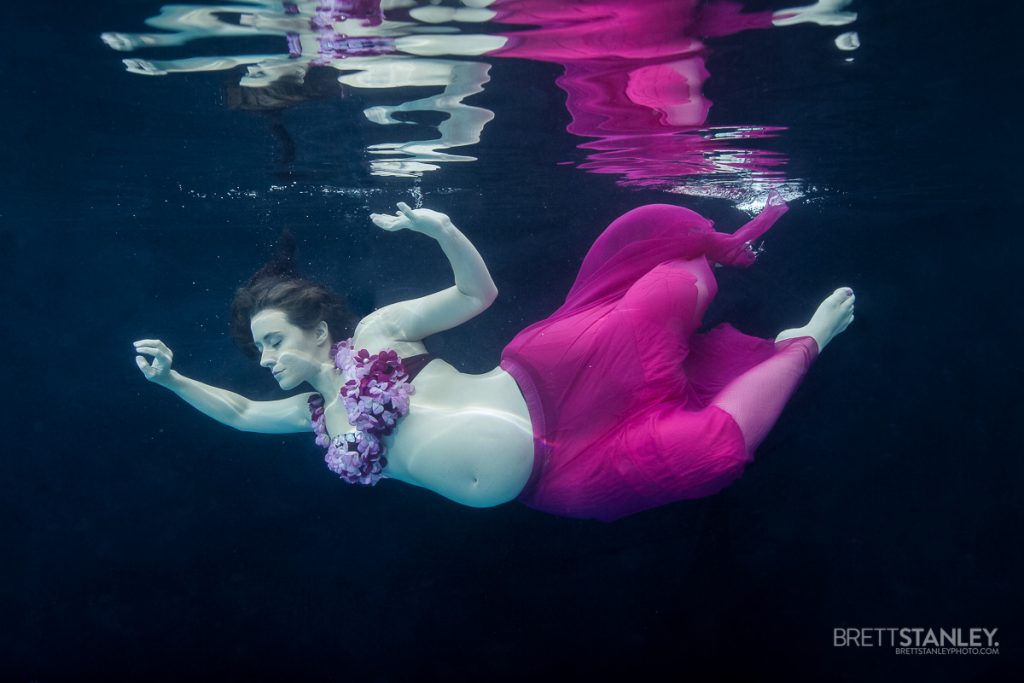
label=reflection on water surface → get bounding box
[103,0,857,205]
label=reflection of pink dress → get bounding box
[500,200,818,522]
[487,0,780,186]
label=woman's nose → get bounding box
[260,352,275,368]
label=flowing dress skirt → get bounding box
[500,200,818,522]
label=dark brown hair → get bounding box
[230,230,357,359]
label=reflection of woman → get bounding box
[134,196,854,522]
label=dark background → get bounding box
[2,0,1020,681]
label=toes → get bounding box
[825,289,848,307]
[828,287,855,308]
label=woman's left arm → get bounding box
[366,203,498,341]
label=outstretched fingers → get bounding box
[370,213,401,230]
[370,204,417,232]
[133,339,173,366]
[396,201,415,219]
[135,355,155,375]
[133,339,174,382]
[133,339,168,354]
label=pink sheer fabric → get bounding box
[500,199,818,522]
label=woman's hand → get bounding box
[370,202,453,238]
[134,339,174,385]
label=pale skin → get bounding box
[135,202,855,510]
[135,203,536,508]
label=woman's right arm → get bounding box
[133,339,313,434]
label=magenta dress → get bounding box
[500,197,818,522]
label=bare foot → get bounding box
[775,287,855,352]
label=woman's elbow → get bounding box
[479,285,498,307]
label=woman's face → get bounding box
[250,309,326,390]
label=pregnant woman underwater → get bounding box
[134,195,854,522]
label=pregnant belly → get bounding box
[384,403,536,508]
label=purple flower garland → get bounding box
[307,339,415,486]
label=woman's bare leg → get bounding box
[712,287,855,453]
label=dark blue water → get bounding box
[3,1,1020,681]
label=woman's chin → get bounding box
[274,373,296,390]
